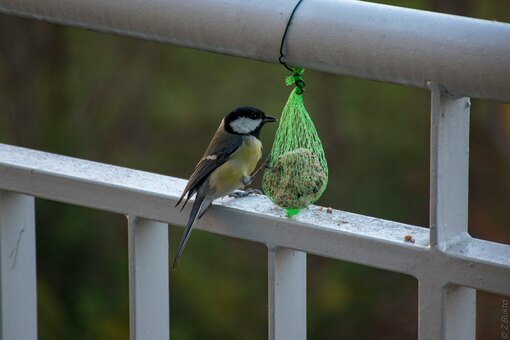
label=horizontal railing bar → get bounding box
[0,145,429,272]
[0,143,509,296]
[0,0,509,102]
[441,237,510,296]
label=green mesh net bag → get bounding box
[263,68,328,216]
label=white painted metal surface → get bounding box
[0,191,37,340]
[268,247,306,340]
[0,143,508,297]
[429,82,471,248]
[420,83,475,340]
[0,0,509,102]
[0,1,509,338]
[128,216,169,340]
[0,134,508,340]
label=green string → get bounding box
[286,208,301,217]
[263,68,328,216]
[268,0,327,216]
[285,68,305,95]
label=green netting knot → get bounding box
[263,68,328,216]
[286,208,301,217]
[285,68,305,95]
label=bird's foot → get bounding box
[229,188,262,198]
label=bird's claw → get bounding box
[229,188,262,198]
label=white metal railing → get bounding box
[0,0,509,101]
[0,1,509,340]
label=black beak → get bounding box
[263,115,278,123]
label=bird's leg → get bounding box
[229,188,262,198]
[229,175,261,198]
[251,155,272,178]
[229,155,271,199]
[242,175,252,186]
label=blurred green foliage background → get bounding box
[0,0,509,339]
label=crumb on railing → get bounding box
[404,235,415,243]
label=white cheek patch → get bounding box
[229,117,262,134]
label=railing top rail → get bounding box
[0,0,509,102]
[1,143,509,296]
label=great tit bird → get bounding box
[174,106,277,269]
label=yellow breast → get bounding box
[209,136,262,196]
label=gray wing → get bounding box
[175,128,243,209]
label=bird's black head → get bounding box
[224,106,277,137]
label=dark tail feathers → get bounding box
[173,193,211,270]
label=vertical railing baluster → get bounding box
[418,279,446,340]
[128,216,170,340]
[0,191,38,339]
[421,83,475,340]
[268,247,306,340]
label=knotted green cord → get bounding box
[263,68,328,216]
[263,0,328,216]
